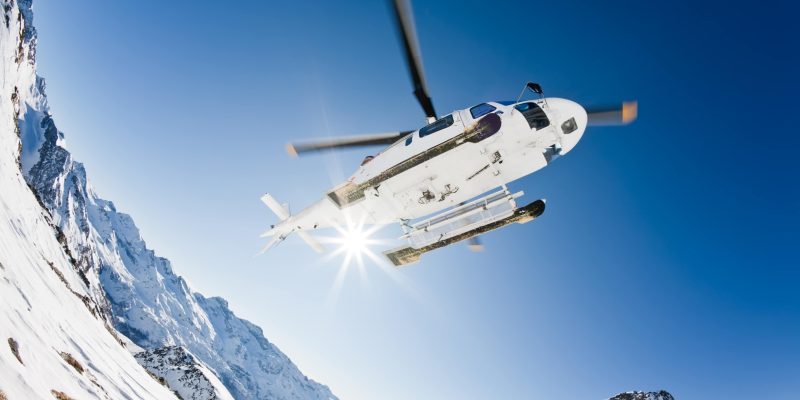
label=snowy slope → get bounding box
[0,1,179,398]
[11,1,337,399]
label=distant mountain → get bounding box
[1,1,336,399]
[609,391,675,400]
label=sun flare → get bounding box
[339,225,371,257]
[313,217,422,306]
[316,218,390,279]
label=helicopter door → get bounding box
[445,112,464,141]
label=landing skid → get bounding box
[384,197,545,266]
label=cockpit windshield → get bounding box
[515,102,550,130]
[469,103,496,119]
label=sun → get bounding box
[314,217,422,306]
[339,224,371,256]
[324,217,383,263]
[315,217,389,288]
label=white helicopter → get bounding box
[260,0,637,266]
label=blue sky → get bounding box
[34,1,797,399]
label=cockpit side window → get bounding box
[419,114,454,138]
[405,134,413,146]
[470,103,496,119]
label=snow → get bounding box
[0,1,177,398]
[3,1,338,399]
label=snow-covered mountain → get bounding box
[1,1,177,398]
[1,1,336,399]
[608,391,675,400]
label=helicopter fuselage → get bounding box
[264,97,587,238]
[260,0,634,263]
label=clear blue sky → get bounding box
[34,1,797,399]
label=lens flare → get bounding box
[311,215,428,308]
[339,224,370,257]
[314,217,392,297]
[323,217,385,266]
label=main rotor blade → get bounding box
[467,236,484,252]
[586,101,638,126]
[390,0,437,120]
[286,131,413,157]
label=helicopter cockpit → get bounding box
[469,103,496,119]
[514,101,550,130]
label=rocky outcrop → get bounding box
[135,346,235,400]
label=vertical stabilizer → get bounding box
[260,193,324,253]
[261,193,290,220]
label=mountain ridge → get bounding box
[3,1,337,399]
[2,0,179,397]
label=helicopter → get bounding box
[260,0,637,266]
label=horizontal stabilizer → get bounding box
[258,235,285,255]
[297,231,324,253]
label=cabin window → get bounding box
[360,155,375,166]
[419,114,454,138]
[470,103,496,119]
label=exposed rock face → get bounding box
[609,391,675,400]
[135,346,235,400]
[6,1,337,399]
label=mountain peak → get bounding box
[609,391,675,400]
